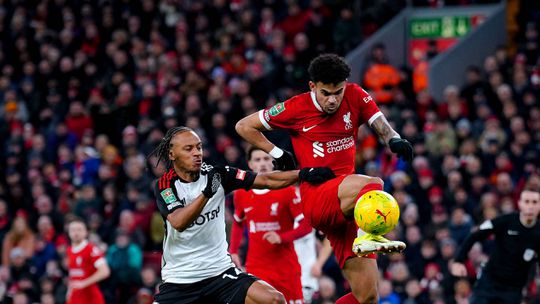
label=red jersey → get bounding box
[259,83,381,176]
[66,240,106,304]
[233,187,303,273]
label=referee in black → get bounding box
[450,189,540,303]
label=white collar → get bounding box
[71,240,88,253]
[310,91,323,112]
[252,189,271,195]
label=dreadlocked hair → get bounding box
[147,126,194,169]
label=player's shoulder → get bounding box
[275,185,297,195]
[283,92,312,109]
[233,188,250,199]
[498,212,518,222]
[156,168,179,190]
[345,82,370,98]
[87,242,103,256]
[489,212,517,227]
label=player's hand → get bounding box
[311,261,323,278]
[202,166,224,198]
[230,253,244,271]
[69,280,89,290]
[450,261,467,277]
[263,231,282,244]
[272,149,297,171]
[389,137,414,162]
[299,167,336,184]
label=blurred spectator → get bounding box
[2,212,35,266]
[378,279,400,304]
[312,275,337,304]
[106,230,143,304]
[363,44,401,104]
[403,279,430,304]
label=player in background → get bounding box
[230,146,310,303]
[66,218,110,304]
[149,127,334,304]
[236,53,412,304]
[294,230,320,304]
[451,189,540,303]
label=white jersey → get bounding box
[155,164,256,284]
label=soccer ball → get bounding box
[354,190,400,235]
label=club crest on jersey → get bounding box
[270,202,279,216]
[236,169,246,180]
[160,188,177,204]
[343,111,352,130]
[268,102,286,116]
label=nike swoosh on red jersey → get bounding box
[302,125,317,132]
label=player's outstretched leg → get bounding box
[338,174,406,256]
[245,280,286,304]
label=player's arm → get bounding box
[252,170,300,189]
[155,168,222,232]
[229,220,245,270]
[253,167,336,189]
[370,115,414,162]
[236,111,296,170]
[451,219,499,276]
[235,112,276,154]
[166,195,211,232]
[311,238,333,278]
[229,192,245,269]
[70,258,110,290]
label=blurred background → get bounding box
[0,0,538,303]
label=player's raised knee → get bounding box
[369,176,383,186]
[352,289,378,304]
[266,290,286,304]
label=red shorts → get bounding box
[67,286,105,304]
[300,175,376,268]
[250,268,303,303]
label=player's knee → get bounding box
[368,176,383,186]
[266,290,285,304]
[352,288,378,304]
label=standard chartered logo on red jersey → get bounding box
[312,136,354,158]
[312,142,324,158]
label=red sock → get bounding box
[336,293,360,304]
[355,183,383,201]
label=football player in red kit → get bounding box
[236,54,412,304]
[66,219,110,304]
[230,147,311,303]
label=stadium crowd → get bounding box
[0,0,538,303]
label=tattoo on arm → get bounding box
[370,116,399,145]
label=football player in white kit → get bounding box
[149,127,335,304]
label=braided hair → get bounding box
[147,126,194,169]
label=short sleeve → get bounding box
[221,166,257,194]
[352,84,382,126]
[232,191,245,223]
[89,244,105,268]
[259,97,300,130]
[154,180,183,218]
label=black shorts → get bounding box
[154,267,258,304]
[470,273,522,304]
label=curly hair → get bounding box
[308,54,351,85]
